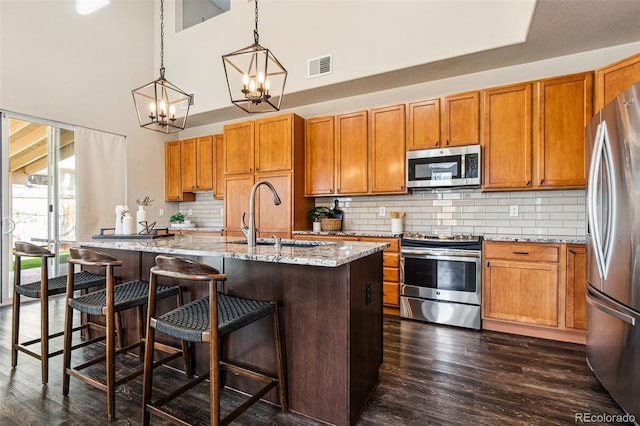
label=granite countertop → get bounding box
[482,234,587,244]
[293,230,403,238]
[76,235,389,268]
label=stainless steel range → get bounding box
[400,233,482,330]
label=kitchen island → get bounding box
[76,235,387,426]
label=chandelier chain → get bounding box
[253,0,259,45]
[160,0,165,70]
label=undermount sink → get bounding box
[228,239,334,248]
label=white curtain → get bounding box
[75,127,126,238]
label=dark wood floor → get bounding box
[0,297,631,425]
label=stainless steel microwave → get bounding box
[406,145,481,189]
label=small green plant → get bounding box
[119,208,130,223]
[308,206,333,222]
[170,212,186,223]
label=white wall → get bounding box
[163,0,537,120]
[179,41,640,138]
[0,0,179,227]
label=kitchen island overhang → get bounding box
[75,235,387,425]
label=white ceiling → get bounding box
[186,0,640,127]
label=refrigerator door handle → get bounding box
[587,122,606,279]
[600,121,617,279]
[587,286,637,326]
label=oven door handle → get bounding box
[401,251,481,262]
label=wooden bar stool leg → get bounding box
[142,273,158,426]
[11,291,20,368]
[273,307,287,412]
[41,291,50,384]
[115,311,125,349]
[62,274,74,396]
[105,266,116,421]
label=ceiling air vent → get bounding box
[308,54,332,79]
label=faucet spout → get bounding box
[244,180,281,247]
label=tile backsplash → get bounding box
[315,189,586,237]
[178,192,224,228]
[181,189,586,237]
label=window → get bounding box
[179,0,230,31]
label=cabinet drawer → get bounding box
[383,282,399,306]
[484,242,560,263]
[361,237,399,252]
[383,252,399,268]
[383,266,399,282]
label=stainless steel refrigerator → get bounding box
[585,81,640,424]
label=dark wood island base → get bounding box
[82,245,384,426]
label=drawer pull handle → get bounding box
[513,251,529,255]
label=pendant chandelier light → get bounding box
[222,0,287,113]
[132,0,192,133]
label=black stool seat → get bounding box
[16,271,105,298]
[70,280,179,315]
[154,293,276,342]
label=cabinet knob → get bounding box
[249,168,253,172]
[446,140,450,146]
[435,141,439,147]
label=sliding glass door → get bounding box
[0,112,76,305]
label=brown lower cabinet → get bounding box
[482,241,586,344]
[293,234,401,316]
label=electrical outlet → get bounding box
[159,208,164,217]
[509,205,519,217]
[379,206,386,217]
[188,208,193,216]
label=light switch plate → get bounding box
[379,206,386,217]
[509,205,519,217]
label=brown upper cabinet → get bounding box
[306,107,407,196]
[407,98,440,150]
[407,91,480,151]
[223,120,255,175]
[223,113,311,237]
[442,91,480,147]
[181,136,214,192]
[482,72,592,191]
[224,114,300,175]
[369,104,406,194]
[482,82,533,190]
[305,116,335,196]
[595,52,640,112]
[533,72,592,188]
[164,140,195,202]
[335,110,369,195]
[214,133,224,199]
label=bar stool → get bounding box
[142,255,287,426]
[11,241,107,384]
[62,247,189,421]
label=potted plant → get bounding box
[308,206,332,232]
[169,212,186,225]
[135,196,153,233]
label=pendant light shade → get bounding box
[222,0,287,113]
[132,0,192,133]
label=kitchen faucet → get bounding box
[241,180,281,247]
